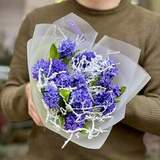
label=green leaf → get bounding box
[90,77,100,86]
[63,50,78,65]
[59,97,66,108]
[80,121,90,134]
[49,43,60,60]
[84,121,90,129]
[115,86,126,103]
[59,88,71,102]
[59,115,65,127]
[40,87,45,95]
[115,97,121,103]
[120,86,127,95]
[63,58,70,64]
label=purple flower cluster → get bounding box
[94,60,121,115]
[53,72,71,88]
[104,60,119,79]
[43,85,60,109]
[99,60,118,87]
[49,59,67,75]
[32,59,49,80]
[101,104,116,115]
[78,50,96,62]
[58,38,76,58]
[32,37,124,132]
[64,112,85,131]
[71,72,87,88]
[73,50,96,69]
[112,84,121,97]
[32,59,67,80]
[69,88,93,114]
[94,91,116,115]
[32,58,68,110]
[94,92,114,106]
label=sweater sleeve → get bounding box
[123,17,160,136]
[0,13,32,121]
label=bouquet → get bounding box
[27,13,151,149]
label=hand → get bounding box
[25,83,43,126]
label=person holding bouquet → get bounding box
[1,0,160,160]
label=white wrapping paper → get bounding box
[27,13,151,149]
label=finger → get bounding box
[31,111,43,126]
[29,101,43,125]
[29,107,43,126]
[28,108,39,124]
[25,83,31,98]
[28,99,41,118]
[28,99,36,110]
